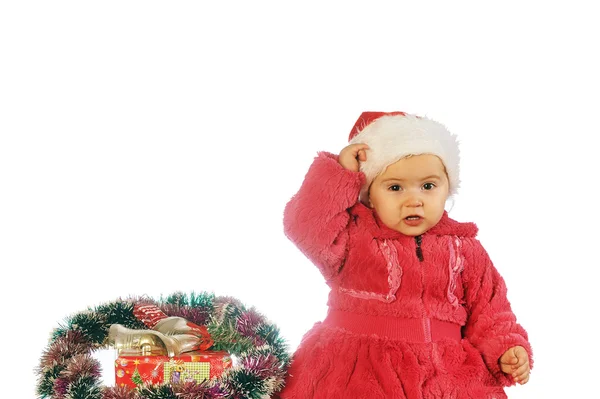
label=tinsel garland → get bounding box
[36,291,290,399]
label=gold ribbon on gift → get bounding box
[108,324,206,357]
[108,308,214,357]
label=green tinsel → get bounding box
[136,384,178,399]
[95,300,146,330]
[162,291,190,306]
[65,376,102,399]
[188,291,215,309]
[37,365,64,397]
[256,324,291,363]
[225,369,266,399]
[206,321,255,354]
[67,311,109,345]
[160,291,216,309]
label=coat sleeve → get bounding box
[461,238,533,386]
[283,152,365,281]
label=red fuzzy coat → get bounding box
[279,153,532,399]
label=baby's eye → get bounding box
[389,184,401,191]
[423,182,435,190]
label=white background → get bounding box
[1,1,598,398]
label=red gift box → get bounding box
[114,350,232,388]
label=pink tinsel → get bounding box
[40,331,89,369]
[101,385,140,399]
[172,381,230,399]
[62,353,102,380]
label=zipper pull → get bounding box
[415,235,424,262]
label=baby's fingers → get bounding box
[499,354,517,368]
[357,149,367,162]
[511,362,530,384]
[351,143,370,155]
[511,362,529,377]
[514,369,530,385]
[339,143,370,171]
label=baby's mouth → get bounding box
[403,215,424,226]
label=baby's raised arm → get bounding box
[283,151,365,281]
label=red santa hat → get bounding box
[348,111,460,202]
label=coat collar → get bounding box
[351,203,478,238]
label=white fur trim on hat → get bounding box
[348,113,460,203]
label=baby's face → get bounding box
[368,154,449,236]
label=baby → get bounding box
[279,112,532,399]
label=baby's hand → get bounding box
[499,345,530,385]
[339,143,370,172]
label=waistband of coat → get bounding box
[322,309,462,343]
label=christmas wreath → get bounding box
[36,291,291,399]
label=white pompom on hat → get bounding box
[348,111,460,203]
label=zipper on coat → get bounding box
[414,235,424,262]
